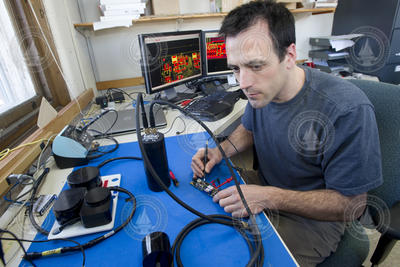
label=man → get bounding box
[191,1,383,266]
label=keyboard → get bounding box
[184,90,243,121]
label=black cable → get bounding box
[136,94,237,226]
[81,109,117,133]
[148,98,256,220]
[0,236,5,265]
[0,229,35,266]
[84,109,119,137]
[86,134,119,160]
[4,175,35,204]
[161,116,186,135]
[4,186,33,205]
[13,188,34,202]
[223,135,240,156]
[103,110,119,136]
[147,103,165,128]
[136,94,263,266]
[212,135,253,177]
[97,156,142,169]
[172,215,264,267]
[140,95,149,129]
[0,229,85,267]
[28,168,50,236]
[23,186,136,262]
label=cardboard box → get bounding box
[180,0,210,14]
[222,0,243,13]
[152,0,179,15]
[276,0,303,9]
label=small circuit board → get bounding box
[190,178,219,197]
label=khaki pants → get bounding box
[240,170,345,267]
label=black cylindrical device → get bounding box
[142,232,172,267]
[142,131,170,192]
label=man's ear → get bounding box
[284,43,297,69]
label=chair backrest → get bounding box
[348,79,400,208]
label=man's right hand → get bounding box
[191,147,222,178]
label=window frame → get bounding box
[0,0,70,150]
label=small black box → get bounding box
[110,91,125,103]
[95,96,108,108]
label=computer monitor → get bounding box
[202,30,232,76]
[138,30,203,97]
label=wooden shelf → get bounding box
[74,8,335,30]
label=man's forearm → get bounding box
[269,187,367,221]
[220,124,254,158]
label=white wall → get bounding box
[294,12,334,60]
[89,18,225,81]
[42,0,97,99]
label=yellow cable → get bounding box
[0,138,52,161]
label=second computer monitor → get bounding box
[202,30,232,77]
[138,30,203,95]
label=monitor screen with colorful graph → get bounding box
[203,30,232,76]
[139,31,203,94]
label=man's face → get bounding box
[226,20,289,108]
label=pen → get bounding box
[203,140,208,181]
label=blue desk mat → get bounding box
[22,133,297,267]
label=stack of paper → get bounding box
[310,34,363,52]
[314,0,337,8]
[94,0,146,31]
[308,34,362,74]
[99,0,146,21]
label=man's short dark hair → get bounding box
[219,0,295,61]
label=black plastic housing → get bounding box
[142,132,170,192]
[80,187,112,228]
[142,232,173,267]
[53,188,86,225]
[67,166,102,190]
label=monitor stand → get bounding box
[161,86,197,104]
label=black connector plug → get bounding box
[23,252,43,260]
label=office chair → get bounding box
[319,79,400,267]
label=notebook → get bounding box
[87,105,167,136]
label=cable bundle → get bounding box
[136,93,264,267]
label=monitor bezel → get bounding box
[138,30,203,95]
[201,30,233,77]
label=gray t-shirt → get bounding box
[242,67,383,196]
